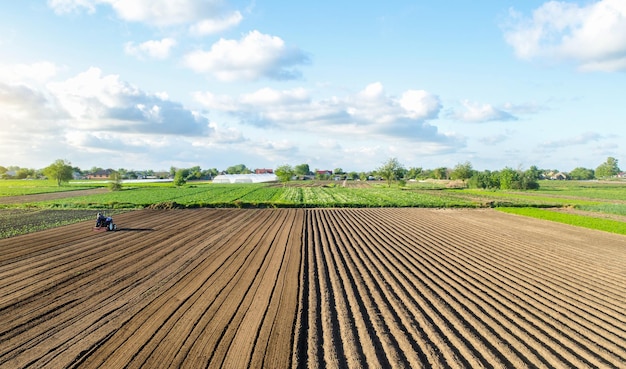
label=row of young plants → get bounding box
[2,180,623,210]
[450,189,601,207]
[497,207,626,236]
[532,181,626,200]
[0,209,103,239]
[3,183,483,209]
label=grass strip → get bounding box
[496,207,626,236]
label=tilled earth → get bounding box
[0,208,624,368]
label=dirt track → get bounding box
[0,209,624,368]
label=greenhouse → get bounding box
[212,173,278,184]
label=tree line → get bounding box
[1,157,622,190]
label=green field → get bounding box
[0,179,97,196]
[497,207,626,236]
[1,179,624,210]
[0,179,624,237]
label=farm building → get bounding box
[87,169,114,180]
[212,173,278,184]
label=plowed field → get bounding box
[1,209,624,368]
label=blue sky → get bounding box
[0,0,624,173]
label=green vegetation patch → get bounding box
[537,180,626,201]
[497,207,626,236]
[456,188,600,207]
[9,183,479,209]
[0,209,107,239]
[0,180,95,197]
[2,180,623,211]
[576,203,626,216]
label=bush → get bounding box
[174,170,187,186]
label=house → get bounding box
[87,169,114,180]
[316,170,333,176]
[255,168,274,174]
[551,172,568,180]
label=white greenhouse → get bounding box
[212,173,278,184]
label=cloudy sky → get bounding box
[0,0,624,172]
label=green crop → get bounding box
[497,207,626,235]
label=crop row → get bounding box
[497,207,626,235]
[0,209,101,238]
[3,182,624,211]
[7,184,479,209]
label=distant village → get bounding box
[0,157,623,184]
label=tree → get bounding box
[499,167,519,190]
[450,161,473,183]
[431,167,449,180]
[406,167,423,180]
[108,170,123,191]
[90,166,104,176]
[116,168,128,179]
[519,168,540,190]
[595,157,620,178]
[377,158,405,187]
[275,164,294,184]
[202,168,218,179]
[43,159,73,186]
[569,167,595,180]
[226,164,250,174]
[525,165,541,181]
[173,169,187,186]
[16,168,35,179]
[294,163,310,176]
[188,165,202,180]
[468,170,491,189]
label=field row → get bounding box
[0,209,624,368]
[0,183,585,209]
[296,209,626,368]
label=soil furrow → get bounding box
[1,208,623,369]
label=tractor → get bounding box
[94,212,116,231]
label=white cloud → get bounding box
[0,65,218,168]
[183,30,310,81]
[400,90,442,120]
[0,83,63,122]
[453,100,517,123]
[318,139,342,151]
[48,0,235,29]
[240,87,309,105]
[541,131,604,147]
[0,62,60,85]
[190,11,243,36]
[47,0,96,14]
[125,38,177,59]
[108,0,222,26]
[192,91,238,111]
[41,67,210,136]
[478,133,511,146]
[504,0,626,71]
[195,83,456,148]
